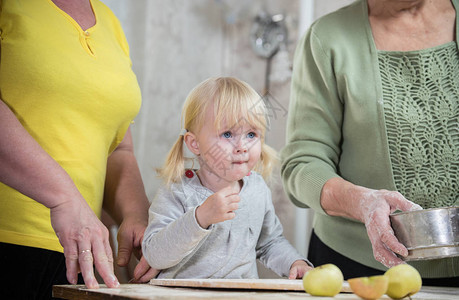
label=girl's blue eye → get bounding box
[222,131,232,138]
[247,132,256,139]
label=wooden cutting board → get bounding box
[150,278,352,293]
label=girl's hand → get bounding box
[288,260,313,279]
[195,185,240,229]
[130,256,160,283]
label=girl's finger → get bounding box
[133,257,152,281]
[288,267,297,279]
[228,203,239,212]
[226,211,236,220]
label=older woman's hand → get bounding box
[321,177,422,268]
[357,189,422,267]
[50,198,119,289]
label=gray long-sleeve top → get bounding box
[142,171,308,279]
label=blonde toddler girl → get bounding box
[142,77,312,279]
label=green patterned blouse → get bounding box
[379,42,458,208]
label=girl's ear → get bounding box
[184,132,200,155]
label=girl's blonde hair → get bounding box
[158,77,277,185]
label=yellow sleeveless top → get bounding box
[0,0,141,252]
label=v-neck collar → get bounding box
[47,0,97,34]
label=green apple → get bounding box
[384,264,422,299]
[302,263,343,297]
[348,275,388,300]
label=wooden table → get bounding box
[53,283,459,300]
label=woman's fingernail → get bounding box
[90,280,100,289]
[112,275,120,287]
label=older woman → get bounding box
[281,0,458,286]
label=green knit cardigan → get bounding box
[281,0,459,278]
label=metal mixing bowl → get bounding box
[390,206,459,261]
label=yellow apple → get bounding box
[384,264,422,299]
[302,263,343,297]
[348,275,389,300]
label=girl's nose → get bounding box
[236,147,248,153]
[234,138,248,153]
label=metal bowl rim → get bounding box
[390,205,459,217]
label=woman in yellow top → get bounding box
[0,0,158,298]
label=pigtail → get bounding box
[256,143,279,181]
[157,135,186,186]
